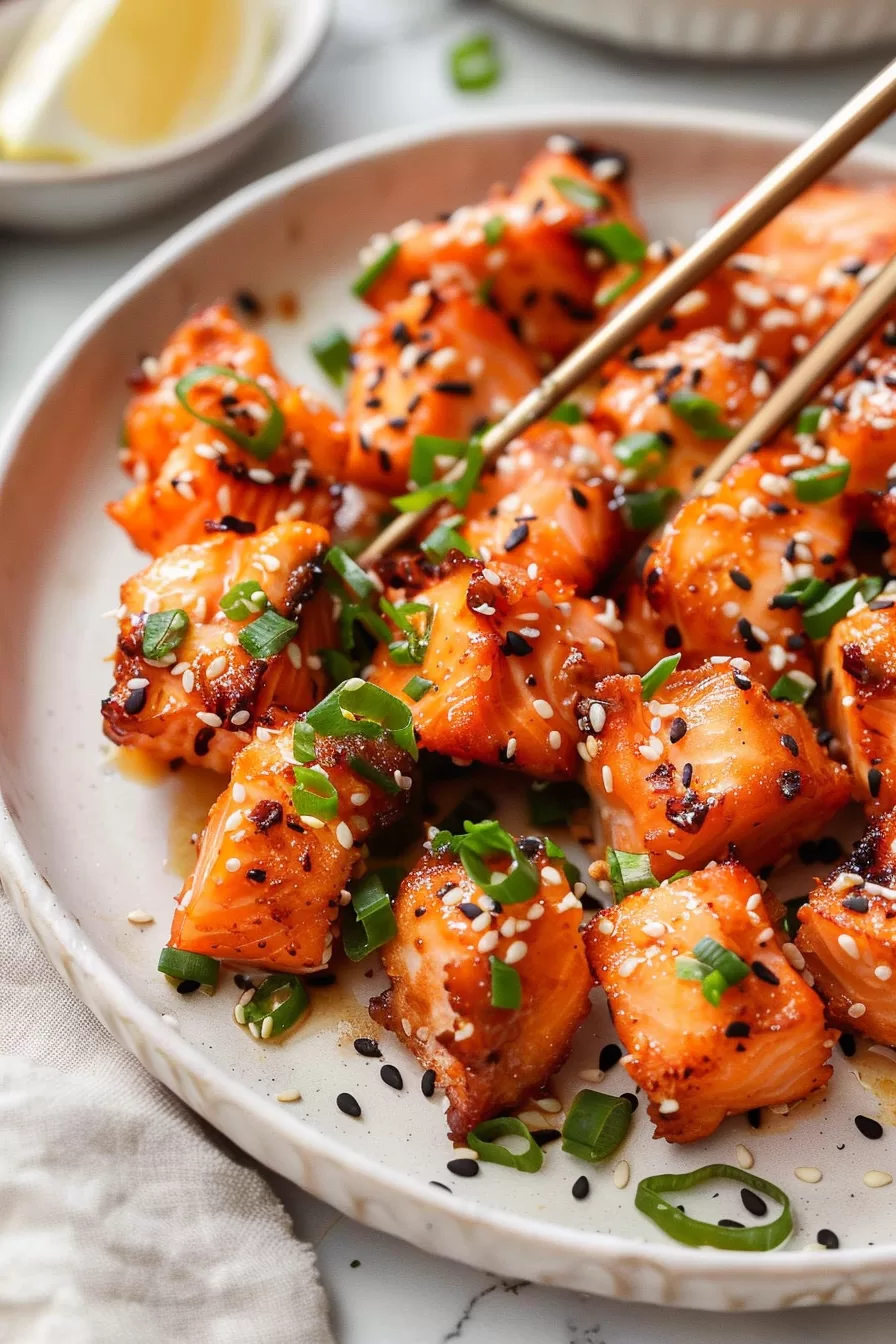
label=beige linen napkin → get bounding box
[0,890,334,1344]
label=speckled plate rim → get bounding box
[3,104,896,1310]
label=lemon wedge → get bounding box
[0,0,271,164]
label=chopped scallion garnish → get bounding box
[606,849,658,903]
[640,653,680,700]
[447,819,540,905]
[238,609,298,659]
[769,670,816,705]
[467,1116,543,1172]
[326,545,378,601]
[575,221,646,263]
[220,580,269,621]
[306,679,418,759]
[292,719,317,764]
[142,608,189,660]
[596,265,642,307]
[549,175,606,212]
[342,870,399,961]
[635,1164,792,1250]
[158,946,218,988]
[483,215,505,246]
[795,405,825,435]
[790,460,850,502]
[548,401,584,425]
[613,431,670,480]
[392,437,484,514]
[562,1090,633,1162]
[240,973,309,1037]
[420,517,474,562]
[802,576,882,640]
[292,766,339,820]
[310,328,352,386]
[352,241,401,299]
[449,32,501,91]
[489,956,522,1010]
[668,390,735,440]
[621,487,678,531]
[403,675,434,702]
[174,364,285,460]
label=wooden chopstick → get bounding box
[358,56,896,568]
[692,253,896,493]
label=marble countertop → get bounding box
[3,1,896,1338]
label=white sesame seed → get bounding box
[643,920,666,939]
[875,965,893,981]
[794,1167,822,1184]
[471,912,491,932]
[478,930,499,953]
[518,1110,546,1128]
[838,933,860,960]
[127,909,154,925]
[196,711,222,729]
[505,940,528,964]
[863,1170,892,1188]
[206,655,227,681]
[182,668,195,694]
[541,865,563,886]
[746,892,762,912]
[300,815,326,829]
[277,1089,301,1103]
[618,957,641,978]
[848,1002,867,1018]
[831,871,864,893]
[225,857,241,873]
[601,765,614,793]
[736,1144,754,1170]
[230,709,251,726]
[261,1015,274,1039]
[336,822,354,850]
[589,702,607,733]
[533,699,553,719]
[286,642,303,670]
[548,729,562,750]
[598,918,614,935]
[613,1160,630,1189]
[658,1099,679,1114]
[782,942,806,970]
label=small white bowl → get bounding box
[0,0,332,233]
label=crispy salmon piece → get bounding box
[819,345,896,495]
[618,441,853,687]
[585,862,835,1142]
[169,719,415,972]
[121,301,346,485]
[821,599,896,812]
[358,137,643,363]
[583,663,850,880]
[102,522,333,772]
[370,837,592,1138]
[343,287,538,494]
[590,328,767,496]
[709,182,896,371]
[370,557,619,778]
[797,808,896,1044]
[458,419,622,592]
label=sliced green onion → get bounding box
[622,487,678,531]
[796,405,825,435]
[174,364,284,461]
[421,518,474,562]
[337,600,392,655]
[393,438,485,514]
[451,819,540,906]
[292,766,339,819]
[347,754,401,796]
[548,402,584,425]
[596,265,642,307]
[575,221,646,263]
[784,575,829,608]
[404,675,434,702]
[635,1164,792,1251]
[326,546,377,600]
[241,973,309,1037]
[613,431,670,480]
[483,216,505,246]
[310,328,352,387]
[549,175,606,212]
[467,1117,543,1172]
[381,597,433,665]
[342,871,399,961]
[640,653,680,700]
[692,936,750,987]
[674,955,710,983]
[790,460,850,502]
[606,849,658,903]
[802,576,882,640]
[669,390,735,440]
[306,679,418,760]
[158,946,218,988]
[142,608,189,659]
[770,670,816,705]
[220,580,269,621]
[449,32,500,91]
[293,719,317,764]
[490,956,522,1010]
[528,780,589,826]
[238,610,298,659]
[562,1090,633,1162]
[409,435,470,488]
[352,241,401,298]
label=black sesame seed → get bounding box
[531,1128,562,1146]
[336,1092,362,1118]
[504,522,530,551]
[234,973,255,990]
[770,592,800,610]
[718,1219,745,1229]
[124,686,147,715]
[432,380,473,396]
[737,617,762,653]
[747,1107,762,1129]
[843,895,870,913]
[669,716,688,744]
[725,1020,751,1038]
[380,1064,403,1091]
[767,501,789,515]
[353,1037,381,1058]
[234,289,261,317]
[817,836,843,863]
[599,1043,623,1072]
[729,569,752,591]
[572,1175,590,1200]
[681,762,693,788]
[741,1187,768,1218]
[246,868,267,883]
[620,1091,639,1112]
[751,961,780,985]
[855,1114,884,1140]
[501,631,534,657]
[429,1180,452,1192]
[421,1068,436,1098]
[391,320,411,346]
[176,979,200,995]
[817,1228,839,1249]
[839,1032,857,1058]
[780,734,799,757]
[664,624,682,649]
[459,902,483,919]
[213,514,256,534]
[869,767,883,798]
[447,1158,479,1177]
[570,486,588,509]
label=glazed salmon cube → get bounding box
[102,522,334,772]
[820,598,896,813]
[457,418,622,592]
[618,441,853,687]
[358,136,644,363]
[169,718,415,972]
[583,663,850,880]
[369,557,619,779]
[797,807,896,1044]
[585,861,835,1142]
[370,835,592,1137]
[343,286,538,494]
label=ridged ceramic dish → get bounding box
[3,107,896,1311]
[498,0,896,59]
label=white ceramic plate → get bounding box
[3,107,896,1313]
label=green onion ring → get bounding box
[467,1117,544,1172]
[635,1164,792,1251]
[342,871,399,961]
[158,946,219,987]
[241,973,309,1037]
[561,1090,633,1162]
[306,679,418,760]
[174,364,285,461]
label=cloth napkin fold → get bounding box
[0,889,334,1344]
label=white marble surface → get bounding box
[4,2,896,1339]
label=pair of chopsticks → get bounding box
[359,56,896,569]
